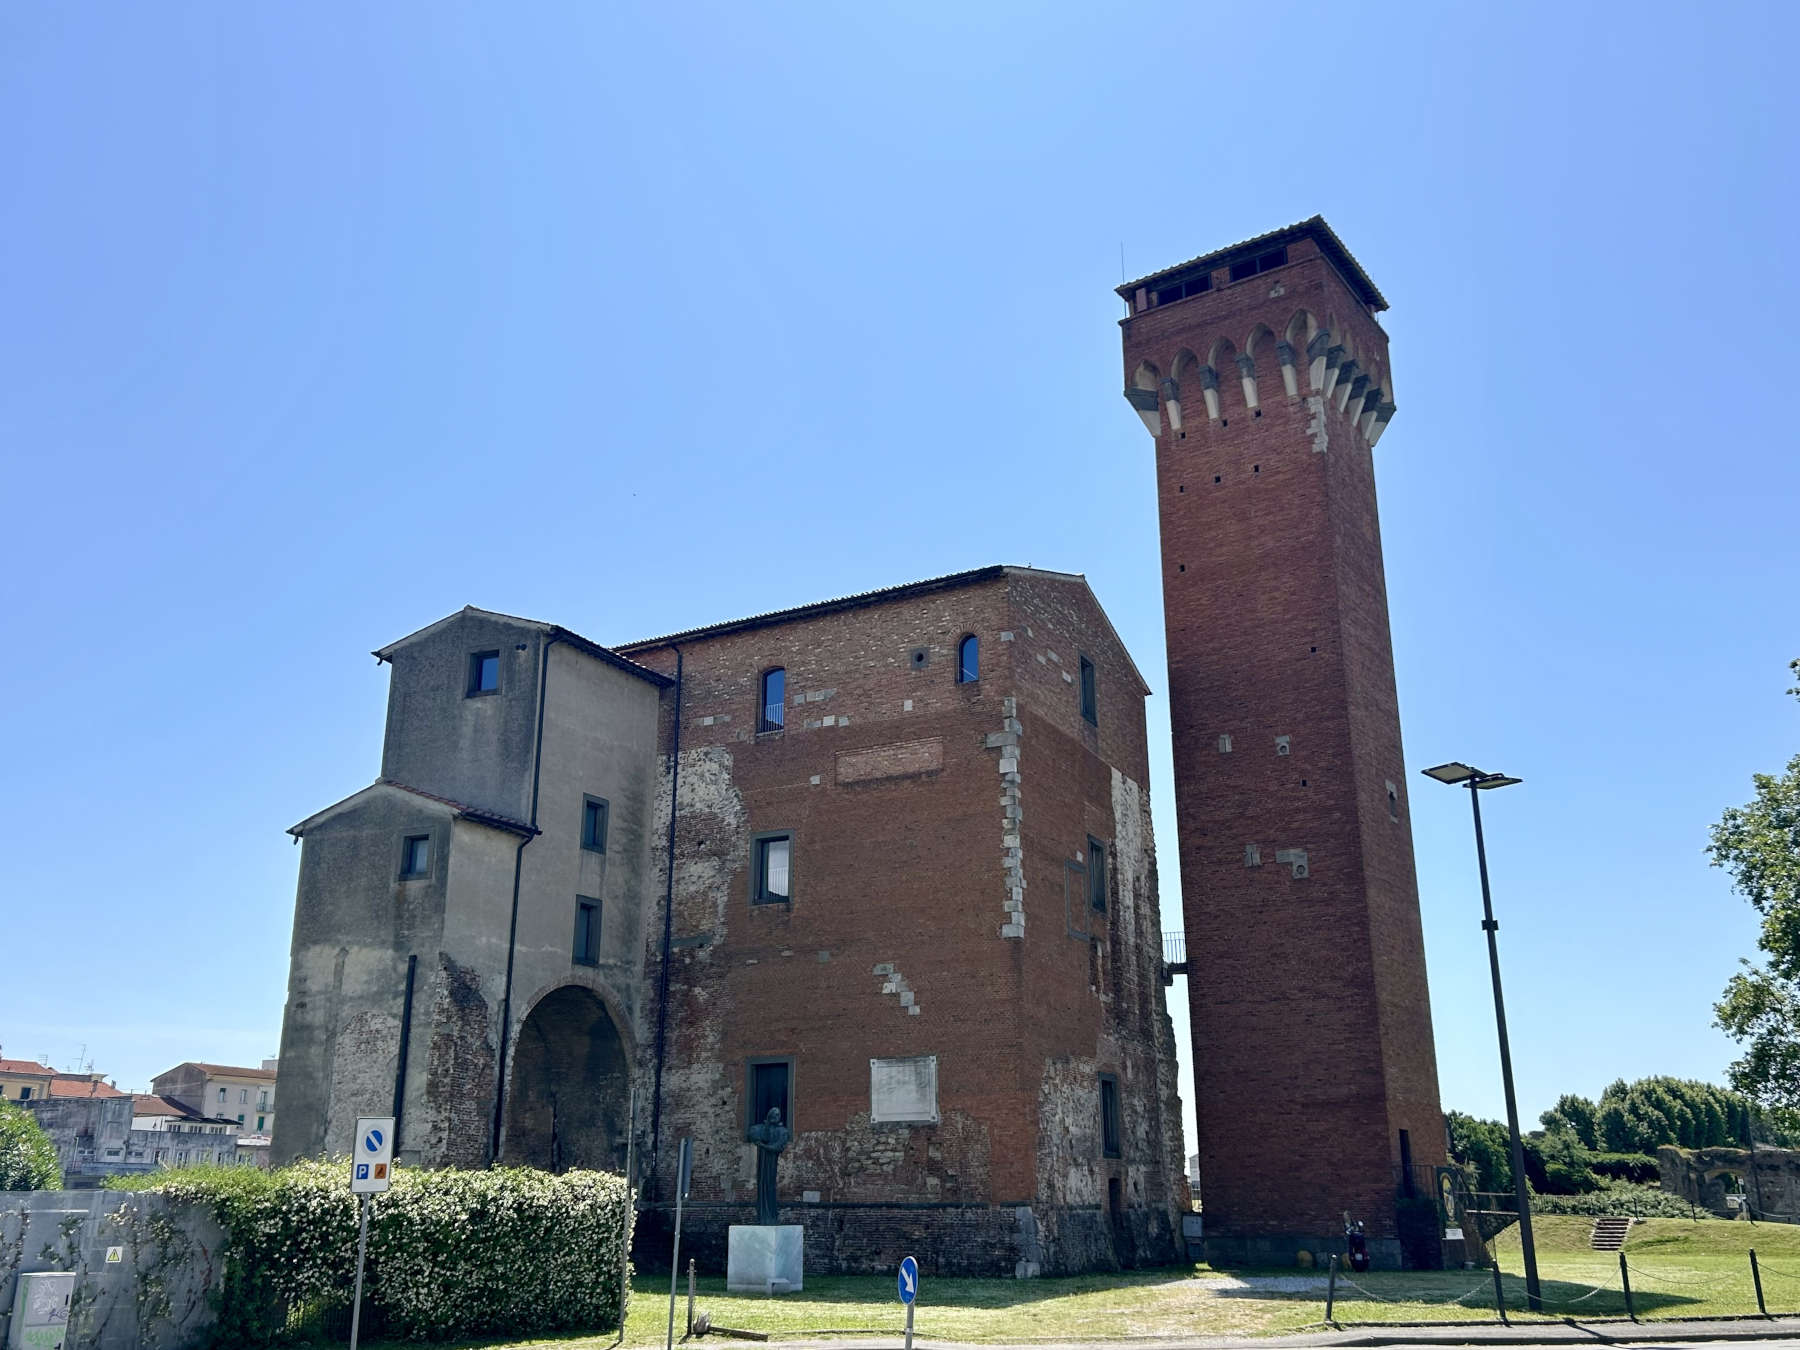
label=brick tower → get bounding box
[1118,218,1445,1267]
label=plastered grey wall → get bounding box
[276,614,664,1170]
[380,613,546,820]
[0,1190,224,1350]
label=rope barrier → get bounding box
[1332,1274,1494,1307]
[1530,1274,1620,1309]
[1622,1260,1743,1291]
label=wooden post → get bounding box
[1752,1249,1768,1318]
[1619,1251,1635,1322]
[1325,1254,1338,1324]
[1491,1262,1508,1325]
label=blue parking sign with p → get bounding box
[351,1116,396,1194]
[356,1164,369,1180]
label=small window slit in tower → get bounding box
[1178,564,1186,572]
[1213,475,1221,484]
[1253,465,1261,474]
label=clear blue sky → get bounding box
[3,3,1795,1160]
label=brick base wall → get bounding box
[634,1200,1180,1277]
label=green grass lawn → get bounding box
[363,1214,1800,1348]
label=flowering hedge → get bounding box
[123,1159,632,1345]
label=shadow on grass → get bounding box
[633,1264,1219,1312]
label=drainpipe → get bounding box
[647,646,684,1191]
[490,634,561,1163]
[392,954,417,1151]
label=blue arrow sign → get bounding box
[898,1255,918,1305]
[363,1128,384,1153]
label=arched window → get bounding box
[957,635,979,684]
[759,668,785,732]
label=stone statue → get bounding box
[746,1106,791,1226]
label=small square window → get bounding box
[400,834,431,879]
[581,797,609,853]
[1088,838,1108,913]
[1099,1074,1122,1158]
[753,833,792,905]
[1079,657,1098,725]
[467,650,500,696]
[573,898,601,966]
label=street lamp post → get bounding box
[1422,761,1540,1313]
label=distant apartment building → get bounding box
[0,1058,54,1104]
[152,1060,278,1137]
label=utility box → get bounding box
[8,1271,74,1350]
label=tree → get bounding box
[1446,1110,1512,1194]
[1540,1094,1599,1149]
[1712,659,1800,1111]
[0,1103,61,1191]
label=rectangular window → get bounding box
[581,796,609,853]
[747,1058,792,1130]
[1088,838,1108,912]
[1079,657,1097,725]
[752,833,792,905]
[870,1056,939,1124]
[759,668,786,732]
[239,1088,248,1104]
[218,1088,226,1103]
[400,834,431,879]
[17,1087,30,1101]
[467,650,500,696]
[573,898,601,966]
[237,1113,245,1124]
[257,1116,266,1131]
[1228,246,1288,283]
[1100,1074,1122,1158]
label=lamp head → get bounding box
[1422,762,1479,785]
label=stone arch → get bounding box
[501,982,632,1172]
[1173,348,1219,421]
[1126,360,1163,436]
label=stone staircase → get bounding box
[1589,1216,1635,1250]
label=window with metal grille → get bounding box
[759,668,786,732]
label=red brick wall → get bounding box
[622,570,1183,1270]
[1121,232,1444,1255]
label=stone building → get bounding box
[273,568,1187,1274]
[26,1094,241,1185]
[1118,217,1446,1266]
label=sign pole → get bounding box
[898,1254,918,1350]
[666,1138,692,1350]
[617,1084,637,1344]
[347,1114,396,1350]
[349,1193,371,1350]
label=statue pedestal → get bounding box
[727,1224,804,1293]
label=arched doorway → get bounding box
[502,985,630,1172]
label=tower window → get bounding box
[1228,246,1288,283]
[1153,274,1211,306]
[573,898,600,966]
[759,668,786,732]
[1079,657,1098,725]
[752,832,793,905]
[400,834,431,879]
[957,635,979,684]
[581,796,609,853]
[1088,837,1108,913]
[1099,1074,1122,1158]
[466,650,500,696]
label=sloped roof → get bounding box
[165,1062,278,1082]
[288,779,539,840]
[0,1059,53,1078]
[47,1076,125,1098]
[615,564,1151,695]
[374,606,672,688]
[1118,215,1387,312]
